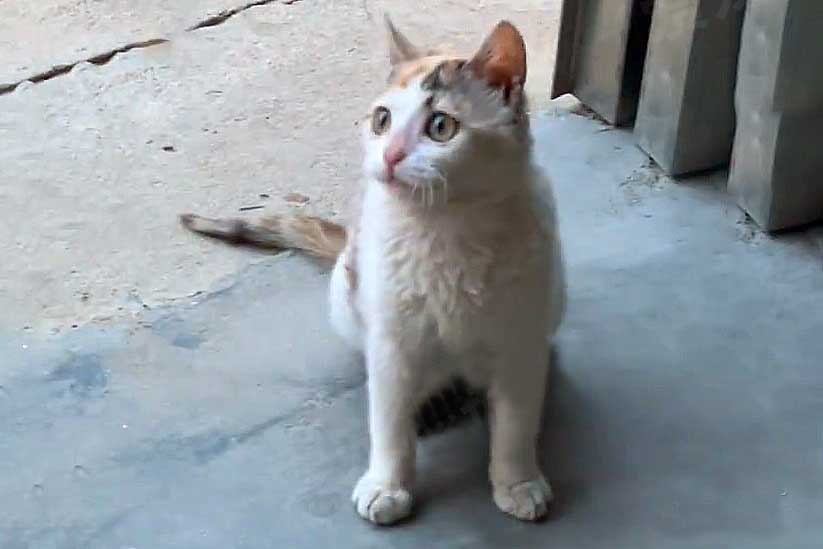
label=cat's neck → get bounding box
[363,169,537,237]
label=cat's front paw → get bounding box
[493,476,553,521]
[351,473,413,525]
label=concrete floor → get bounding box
[0,0,561,334]
[3,112,823,548]
[4,1,823,547]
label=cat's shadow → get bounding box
[539,346,592,520]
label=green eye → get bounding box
[426,112,459,143]
[371,106,391,135]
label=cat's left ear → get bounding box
[385,15,421,66]
[467,21,527,96]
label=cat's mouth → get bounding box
[385,178,407,190]
[378,171,433,199]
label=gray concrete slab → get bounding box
[0,0,561,92]
[3,113,823,548]
[0,0,242,86]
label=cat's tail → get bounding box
[179,212,346,261]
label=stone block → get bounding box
[729,0,823,230]
[635,0,746,175]
[552,0,654,126]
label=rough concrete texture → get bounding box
[0,0,561,334]
[551,0,638,125]
[0,0,280,87]
[729,0,823,230]
[4,111,823,548]
[634,0,745,175]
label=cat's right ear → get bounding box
[467,21,527,98]
[385,15,420,66]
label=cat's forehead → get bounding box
[389,55,459,88]
[377,55,463,110]
[376,79,429,114]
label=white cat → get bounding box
[181,17,565,525]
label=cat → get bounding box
[180,17,565,525]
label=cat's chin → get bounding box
[373,172,439,202]
[377,176,412,195]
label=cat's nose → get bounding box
[383,145,407,179]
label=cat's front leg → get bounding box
[488,340,553,521]
[352,330,419,525]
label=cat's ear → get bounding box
[385,15,421,66]
[467,21,527,95]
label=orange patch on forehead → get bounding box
[391,55,460,89]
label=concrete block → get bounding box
[552,0,654,126]
[634,0,746,175]
[729,0,823,230]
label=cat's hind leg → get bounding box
[328,247,363,350]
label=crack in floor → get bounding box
[0,38,169,95]
[0,0,304,96]
[189,0,302,31]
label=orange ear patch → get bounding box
[468,21,527,94]
[391,55,456,89]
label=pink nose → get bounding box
[383,145,407,179]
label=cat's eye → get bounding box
[425,112,459,143]
[371,106,391,136]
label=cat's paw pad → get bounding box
[493,477,553,521]
[351,474,413,525]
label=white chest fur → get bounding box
[356,181,556,353]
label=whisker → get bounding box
[434,170,449,206]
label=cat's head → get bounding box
[362,18,531,205]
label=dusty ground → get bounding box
[0,0,562,334]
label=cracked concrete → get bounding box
[0,38,170,95]
[187,0,305,32]
[0,0,561,334]
[0,0,312,95]
[0,0,266,86]
[0,0,307,95]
